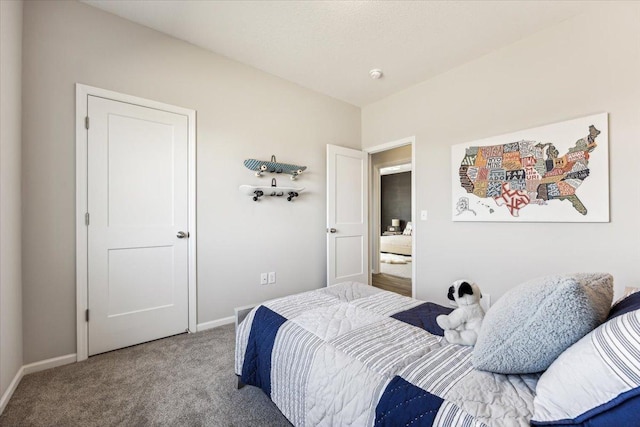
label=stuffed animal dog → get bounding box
[436,280,485,346]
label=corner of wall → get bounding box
[0,0,24,412]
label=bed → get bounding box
[235,278,640,426]
[379,234,412,255]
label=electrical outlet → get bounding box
[268,272,276,284]
[260,273,268,285]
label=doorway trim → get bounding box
[371,158,412,274]
[75,84,197,361]
[364,137,416,298]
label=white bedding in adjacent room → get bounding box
[380,234,412,255]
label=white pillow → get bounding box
[402,222,412,236]
[531,308,640,425]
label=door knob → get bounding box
[328,228,337,233]
[177,231,189,239]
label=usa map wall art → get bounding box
[451,113,609,222]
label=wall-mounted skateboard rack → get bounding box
[239,178,304,202]
[244,155,307,180]
[241,154,307,202]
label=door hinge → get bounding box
[85,116,90,129]
[85,212,90,226]
[85,309,89,322]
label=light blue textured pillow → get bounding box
[472,273,613,374]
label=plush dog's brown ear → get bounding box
[458,281,473,298]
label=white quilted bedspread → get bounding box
[235,282,539,426]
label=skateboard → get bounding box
[239,184,305,201]
[244,156,307,180]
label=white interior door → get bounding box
[326,144,368,286]
[87,95,189,356]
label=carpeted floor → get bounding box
[0,324,291,427]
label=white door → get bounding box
[326,145,368,286]
[87,95,189,355]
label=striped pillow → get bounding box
[531,308,640,426]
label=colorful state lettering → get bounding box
[457,125,600,216]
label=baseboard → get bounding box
[0,366,24,415]
[2,322,243,413]
[22,353,77,375]
[0,353,77,415]
[196,316,234,332]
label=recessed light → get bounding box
[369,69,383,80]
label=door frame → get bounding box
[75,84,197,361]
[363,136,416,298]
[371,158,412,274]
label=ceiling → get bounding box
[82,1,594,107]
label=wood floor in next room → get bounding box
[372,273,411,297]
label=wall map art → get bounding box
[451,113,609,222]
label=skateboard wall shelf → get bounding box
[244,155,307,180]
[242,156,307,202]
[240,178,304,202]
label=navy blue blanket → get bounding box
[391,302,453,336]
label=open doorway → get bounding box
[368,143,413,297]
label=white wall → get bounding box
[0,0,24,402]
[21,0,360,364]
[362,2,640,306]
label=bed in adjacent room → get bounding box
[379,234,412,256]
[235,276,640,426]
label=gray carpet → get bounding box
[0,324,291,426]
